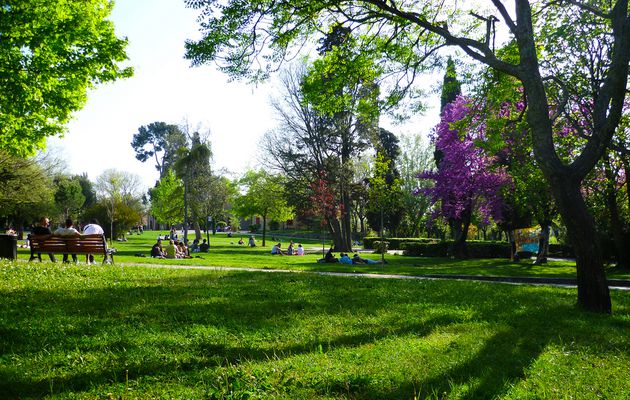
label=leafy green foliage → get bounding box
[397,134,434,237]
[149,169,184,226]
[233,170,294,245]
[0,151,53,218]
[440,56,462,113]
[53,175,86,220]
[95,169,144,242]
[366,153,404,234]
[131,122,187,178]
[0,0,132,155]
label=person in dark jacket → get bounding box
[29,217,56,262]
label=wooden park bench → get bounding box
[28,234,115,264]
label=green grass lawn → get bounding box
[1,261,629,399]
[16,230,630,280]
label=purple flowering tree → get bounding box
[418,96,511,259]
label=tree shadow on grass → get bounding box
[1,269,629,399]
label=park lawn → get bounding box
[16,231,630,280]
[0,261,629,399]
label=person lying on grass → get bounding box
[339,253,352,265]
[352,253,386,264]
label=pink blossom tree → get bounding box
[418,96,511,258]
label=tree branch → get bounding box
[564,0,611,19]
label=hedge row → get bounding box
[364,237,579,259]
[400,241,512,258]
[363,237,440,249]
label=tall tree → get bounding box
[419,96,511,258]
[0,151,54,237]
[233,170,293,247]
[397,134,433,237]
[173,132,213,241]
[185,0,630,313]
[440,57,462,114]
[76,173,97,210]
[263,50,378,251]
[53,176,85,220]
[149,169,184,229]
[95,169,143,244]
[0,0,132,156]
[367,154,403,261]
[366,129,405,236]
[131,122,187,179]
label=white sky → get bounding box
[48,0,440,191]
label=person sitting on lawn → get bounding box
[271,242,284,255]
[296,243,304,256]
[287,241,295,255]
[199,239,210,252]
[238,237,244,245]
[248,235,256,247]
[151,239,165,258]
[324,247,337,263]
[164,239,177,259]
[177,241,191,258]
[189,238,200,253]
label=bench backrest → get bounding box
[29,234,108,255]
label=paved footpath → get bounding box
[122,263,630,291]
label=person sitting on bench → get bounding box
[54,218,80,263]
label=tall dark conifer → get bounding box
[440,57,462,115]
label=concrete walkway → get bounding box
[121,262,630,291]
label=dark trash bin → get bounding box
[0,234,17,260]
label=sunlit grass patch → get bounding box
[1,260,629,398]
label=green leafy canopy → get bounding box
[0,0,133,156]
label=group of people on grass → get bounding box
[320,246,385,265]
[29,216,105,264]
[151,237,209,259]
[270,241,305,256]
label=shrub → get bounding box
[249,224,260,233]
[363,237,440,250]
[548,243,574,258]
[465,241,511,259]
[400,241,450,257]
[401,240,511,259]
[372,241,389,254]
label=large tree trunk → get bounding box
[450,207,471,259]
[513,0,625,313]
[328,217,352,252]
[550,179,611,313]
[340,188,353,251]
[328,218,343,251]
[193,221,202,241]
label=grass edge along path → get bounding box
[119,261,630,291]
